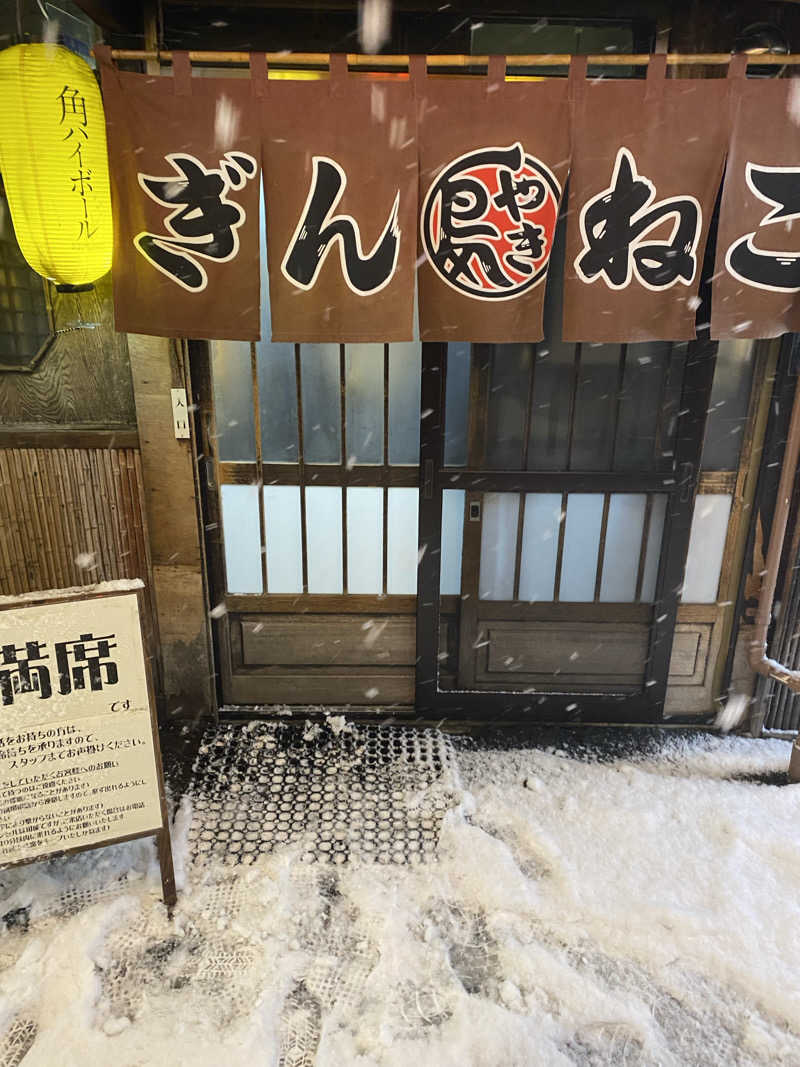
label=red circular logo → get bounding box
[421,143,560,300]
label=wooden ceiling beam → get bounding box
[71,0,144,33]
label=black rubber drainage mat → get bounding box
[185,721,459,866]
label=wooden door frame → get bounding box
[191,337,423,709]
[415,329,718,725]
[190,339,229,711]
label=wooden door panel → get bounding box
[224,613,416,705]
[667,625,709,681]
[478,621,649,684]
[241,615,415,667]
[227,669,414,706]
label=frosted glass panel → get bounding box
[257,188,299,462]
[518,493,561,602]
[479,493,520,601]
[306,486,343,593]
[221,485,262,593]
[347,487,383,594]
[258,343,298,462]
[389,341,421,465]
[444,342,470,466]
[486,344,533,469]
[263,485,303,593]
[387,488,419,594]
[600,494,647,602]
[440,489,465,595]
[301,345,341,463]
[641,494,667,603]
[211,341,256,462]
[528,216,574,471]
[559,494,603,601]
[682,494,732,603]
[702,339,755,471]
[571,344,622,471]
[614,342,670,471]
[346,344,383,464]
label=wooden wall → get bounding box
[0,446,149,595]
[127,335,215,722]
[0,276,136,430]
[0,271,181,716]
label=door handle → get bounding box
[202,411,216,490]
[205,455,216,490]
[679,461,694,503]
[423,458,434,500]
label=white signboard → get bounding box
[0,582,175,902]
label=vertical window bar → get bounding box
[653,342,676,468]
[250,341,268,593]
[382,486,389,595]
[295,344,305,466]
[594,493,612,602]
[512,492,526,600]
[609,345,628,470]
[469,346,491,467]
[300,487,309,594]
[339,344,347,462]
[341,487,348,593]
[635,493,655,603]
[339,345,348,591]
[382,344,390,596]
[565,344,582,471]
[294,344,309,593]
[553,490,568,602]
[521,345,536,470]
[383,342,390,468]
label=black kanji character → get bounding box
[57,86,87,127]
[71,169,93,196]
[506,222,547,275]
[428,144,533,293]
[135,152,258,292]
[492,169,546,221]
[575,147,700,291]
[282,156,400,296]
[0,642,51,706]
[726,164,800,292]
[55,634,118,695]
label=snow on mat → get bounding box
[0,727,799,1065]
[185,721,458,866]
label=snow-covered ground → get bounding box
[1,727,799,1066]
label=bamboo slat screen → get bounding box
[0,447,151,596]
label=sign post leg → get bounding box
[157,828,177,908]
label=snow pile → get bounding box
[0,730,799,1065]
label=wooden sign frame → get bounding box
[0,583,176,907]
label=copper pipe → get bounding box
[749,378,800,694]
[101,49,800,69]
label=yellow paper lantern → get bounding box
[0,44,112,290]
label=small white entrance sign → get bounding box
[171,387,191,439]
[0,581,176,905]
